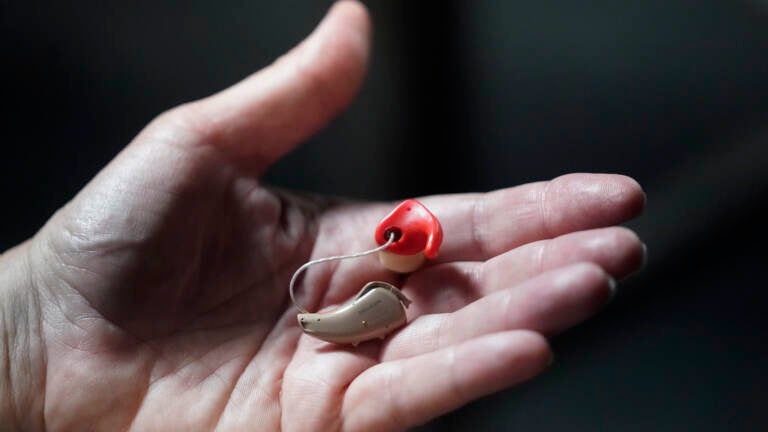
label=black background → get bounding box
[2,1,768,430]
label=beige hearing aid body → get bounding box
[297,281,411,346]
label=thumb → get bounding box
[143,0,371,174]
[29,1,370,319]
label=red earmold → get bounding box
[374,199,443,259]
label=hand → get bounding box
[0,2,646,431]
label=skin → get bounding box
[0,2,646,431]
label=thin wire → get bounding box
[289,233,395,313]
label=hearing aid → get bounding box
[374,199,443,273]
[297,281,411,346]
[289,199,443,346]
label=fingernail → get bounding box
[620,242,648,283]
[607,276,618,303]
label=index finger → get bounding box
[420,173,645,263]
[312,173,644,306]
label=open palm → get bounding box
[11,2,645,431]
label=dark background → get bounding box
[3,1,768,430]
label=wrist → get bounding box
[0,241,46,430]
